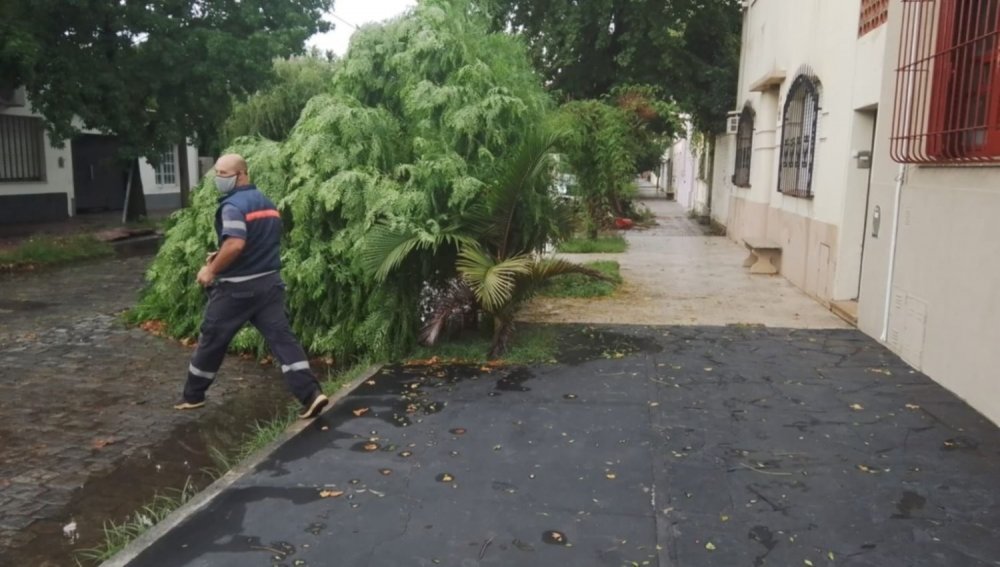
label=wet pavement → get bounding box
[0,252,291,566]
[126,325,1000,567]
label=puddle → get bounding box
[112,235,163,258]
[892,490,926,519]
[749,525,778,567]
[0,298,52,312]
[555,327,662,365]
[495,367,534,392]
[7,377,288,566]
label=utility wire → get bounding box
[329,12,358,29]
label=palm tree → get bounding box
[365,129,608,358]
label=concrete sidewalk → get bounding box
[119,325,1000,567]
[524,195,847,329]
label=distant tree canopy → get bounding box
[483,0,742,133]
[0,0,332,159]
[222,55,338,147]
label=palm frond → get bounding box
[456,246,533,313]
[529,257,615,283]
[364,223,478,281]
[362,225,421,281]
[483,130,563,258]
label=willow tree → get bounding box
[133,0,555,361]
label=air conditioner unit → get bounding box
[726,111,741,135]
[0,87,26,109]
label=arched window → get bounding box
[778,75,820,197]
[732,105,755,187]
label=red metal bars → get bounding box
[891,0,1000,163]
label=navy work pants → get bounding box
[183,273,320,407]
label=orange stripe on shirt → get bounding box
[245,209,280,222]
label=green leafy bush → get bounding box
[132,0,555,362]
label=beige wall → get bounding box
[716,0,889,306]
[139,143,199,199]
[857,0,1000,424]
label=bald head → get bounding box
[214,153,248,179]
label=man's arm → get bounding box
[197,205,248,287]
[198,238,245,286]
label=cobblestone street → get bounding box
[0,253,288,565]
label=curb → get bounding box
[101,363,384,567]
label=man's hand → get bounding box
[197,265,216,287]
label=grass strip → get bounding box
[0,234,113,271]
[556,235,627,254]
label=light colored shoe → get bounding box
[174,400,206,410]
[299,394,329,419]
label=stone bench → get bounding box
[743,238,782,275]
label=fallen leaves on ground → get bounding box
[318,490,344,498]
[139,320,167,336]
[352,407,370,417]
[849,403,864,411]
[405,356,442,367]
[705,542,716,551]
[91,438,117,449]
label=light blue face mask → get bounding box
[215,174,238,193]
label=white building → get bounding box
[0,87,198,224]
[709,0,1000,424]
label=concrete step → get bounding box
[830,300,859,327]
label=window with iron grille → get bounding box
[0,114,45,182]
[154,149,176,185]
[860,0,890,37]
[732,105,755,187]
[777,76,820,197]
[891,0,1000,163]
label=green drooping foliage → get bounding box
[366,129,603,358]
[482,0,741,133]
[611,85,680,172]
[0,0,332,159]
[557,104,630,237]
[132,0,557,362]
[222,55,338,146]
[554,87,677,237]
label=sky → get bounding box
[307,0,418,56]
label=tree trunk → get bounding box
[123,159,147,222]
[488,316,516,360]
[178,141,191,208]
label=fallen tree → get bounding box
[132,0,563,361]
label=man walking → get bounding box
[174,154,329,419]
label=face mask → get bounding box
[215,174,238,193]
